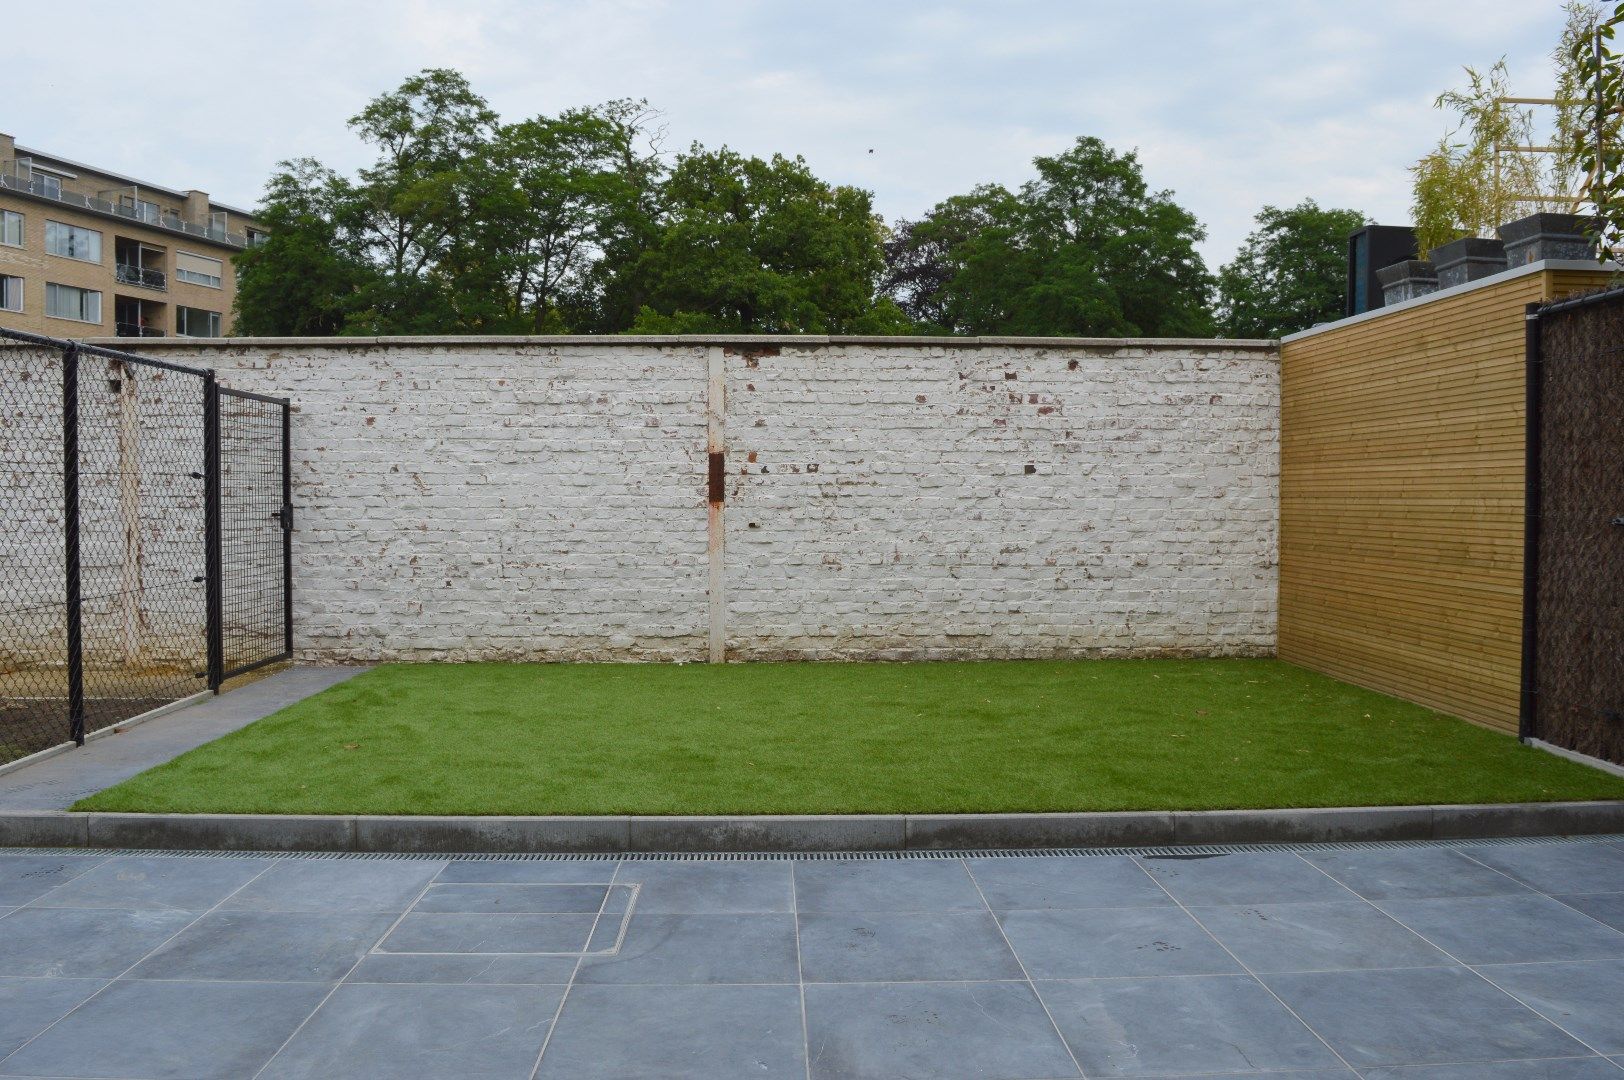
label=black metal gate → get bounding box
[212,387,293,683]
[0,327,291,765]
[1522,287,1624,765]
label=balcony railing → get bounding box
[0,172,248,248]
[114,322,166,338]
[115,263,167,291]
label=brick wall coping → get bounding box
[71,334,1279,352]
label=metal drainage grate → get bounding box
[1,834,1620,862]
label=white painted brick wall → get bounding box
[725,342,1277,659]
[90,336,1279,662]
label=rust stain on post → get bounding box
[708,451,726,504]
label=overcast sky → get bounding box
[7,0,1574,268]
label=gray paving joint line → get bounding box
[6,802,1624,854]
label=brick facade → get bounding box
[81,336,1280,662]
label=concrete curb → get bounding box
[3,802,1624,853]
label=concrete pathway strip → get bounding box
[0,666,370,811]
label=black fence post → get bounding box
[1519,302,1542,743]
[61,344,85,746]
[281,401,293,659]
[203,372,223,693]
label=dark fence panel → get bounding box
[0,328,291,765]
[1530,287,1624,764]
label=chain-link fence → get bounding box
[1526,286,1624,765]
[0,327,291,765]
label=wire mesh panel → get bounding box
[75,350,210,731]
[0,327,292,766]
[0,331,211,762]
[216,388,291,680]
[1534,289,1624,764]
[0,339,73,761]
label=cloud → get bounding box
[4,0,1578,268]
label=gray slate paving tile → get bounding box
[0,978,330,1079]
[1302,848,1538,901]
[576,913,798,984]
[345,952,578,985]
[613,861,792,913]
[0,857,102,907]
[377,912,598,954]
[1263,965,1590,1068]
[434,860,617,884]
[798,910,1024,983]
[535,983,806,1079]
[1137,853,1357,906]
[1130,1073,1355,1079]
[127,911,397,982]
[413,883,608,913]
[1476,959,1624,1054]
[967,855,1174,910]
[222,859,443,913]
[794,860,985,912]
[1190,900,1450,973]
[804,981,1080,1080]
[258,982,564,1080]
[996,906,1241,979]
[0,908,196,978]
[0,978,106,1058]
[1375,894,1624,964]
[1358,1057,1622,1078]
[1559,892,1624,933]
[1463,843,1624,896]
[1035,974,1341,1076]
[29,856,266,912]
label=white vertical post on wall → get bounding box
[706,345,726,663]
[114,360,145,665]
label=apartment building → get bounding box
[0,132,265,339]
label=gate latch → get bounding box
[275,504,293,531]
[1612,515,1624,527]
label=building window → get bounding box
[245,227,269,247]
[45,283,101,324]
[175,306,221,337]
[34,174,62,199]
[0,276,22,312]
[1,210,21,247]
[44,220,102,263]
[175,251,223,288]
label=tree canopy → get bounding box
[237,69,1353,340]
[882,139,1215,337]
[1216,201,1367,338]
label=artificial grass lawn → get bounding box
[76,659,1624,816]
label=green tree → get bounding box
[446,100,666,332]
[620,146,893,334]
[884,138,1214,337]
[1216,201,1367,338]
[231,159,371,336]
[341,69,498,331]
[1572,1,1624,258]
[1411,7,1611,259]
[1409,61,1544,258]
[882,187,1013,333]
